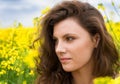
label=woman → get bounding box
[35,1,119,84]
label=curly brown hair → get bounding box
[35,1,120,84]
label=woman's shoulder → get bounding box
[93,75,120,84]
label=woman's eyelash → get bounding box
[52,36,75,43]
[66,37,75,41]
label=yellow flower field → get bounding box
[0,26,38,84]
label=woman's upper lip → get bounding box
[60,58,71,63]
[60,57,71,60]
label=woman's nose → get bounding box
[55,41,66,54]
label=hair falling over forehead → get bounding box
[35,1,120,84]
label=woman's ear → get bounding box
[93,33,100,48]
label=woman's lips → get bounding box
[60,58,71,63]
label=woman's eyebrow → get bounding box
[63,33,76,36]
[53,33,77,39]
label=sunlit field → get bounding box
[0,25,38,84]
[0,3,120,84]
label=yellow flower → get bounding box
[94,76,120,84]
[23,49,38,68]
[23,80,27,84]
[0,70,6,75]
[29,70,34,76]
[113,77,120,84]
[15,68,20,73]
[41,7,50,15]
[97,3,105,10]
[93,76,112,84]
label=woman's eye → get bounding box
[66,37,75,41]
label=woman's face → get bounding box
[53,18,96,72]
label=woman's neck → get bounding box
[72,72,93,84]
[71,59,94,84]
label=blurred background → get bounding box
[0,0,120,28]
